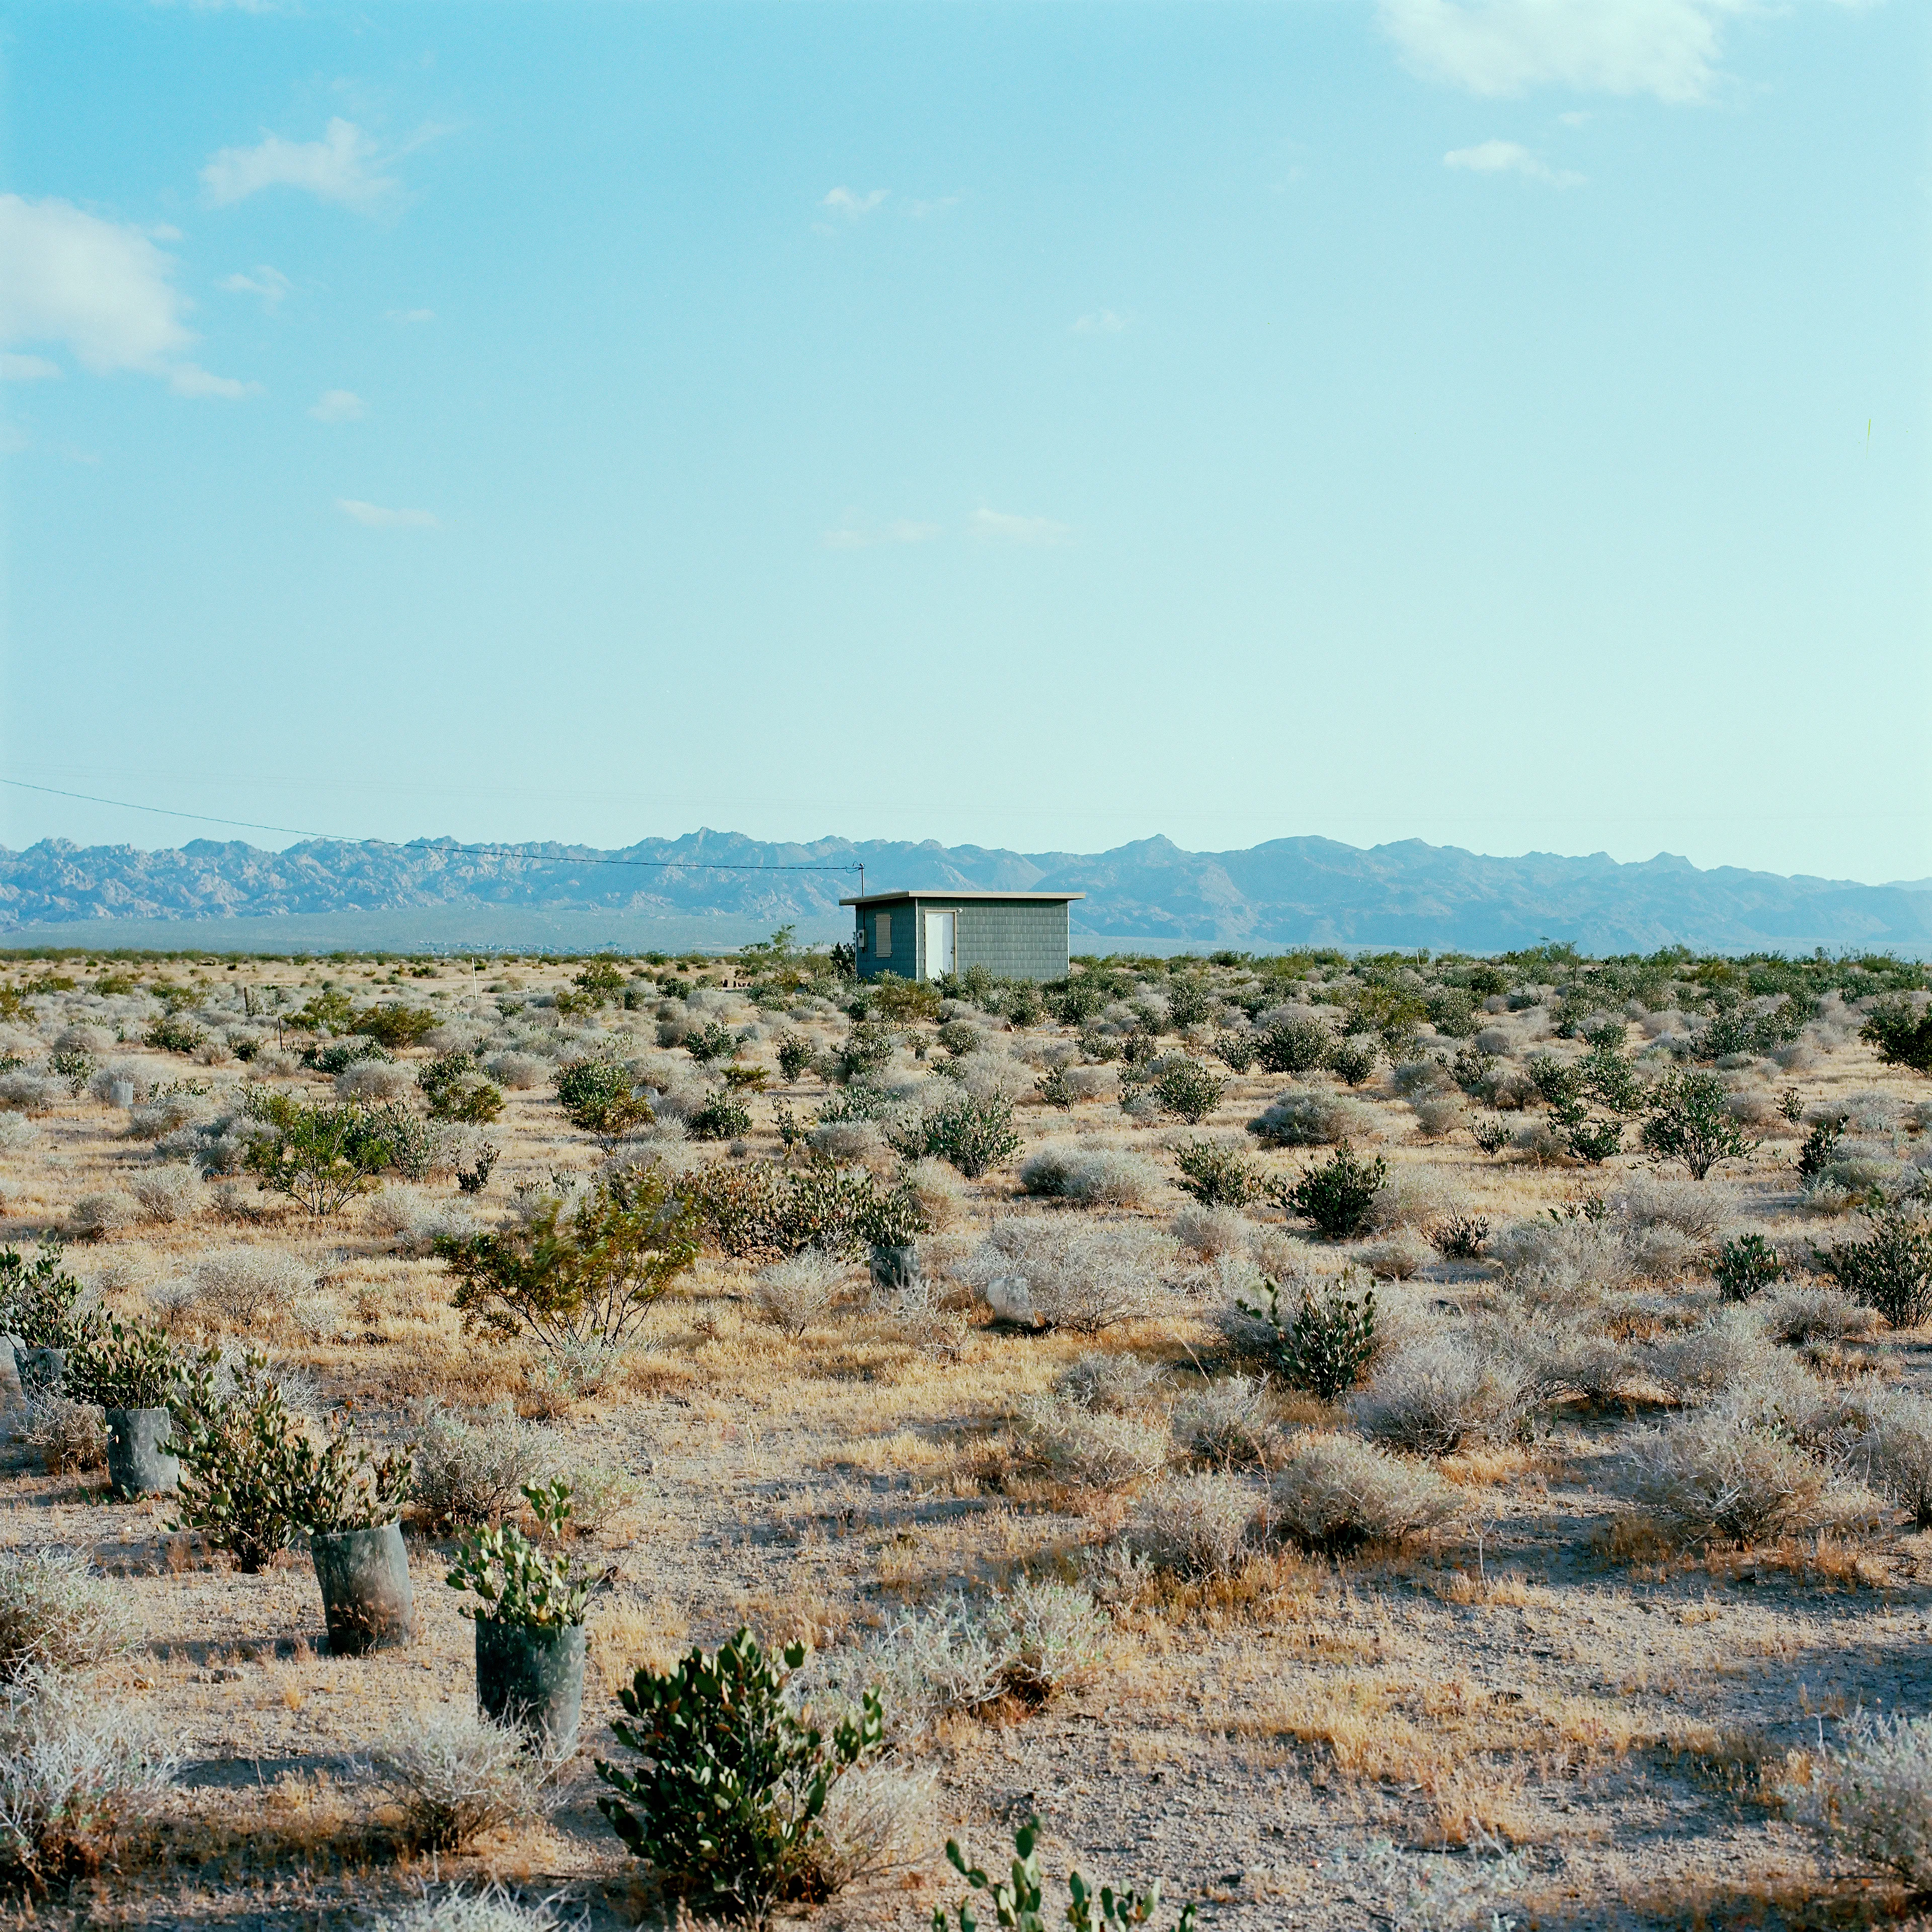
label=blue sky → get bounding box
[3,0,1926,884]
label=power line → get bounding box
[0,778,862,879]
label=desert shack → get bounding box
[841,889,1084,984]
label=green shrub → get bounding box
[1173,1139,1258,1207]
[1714,1233,1783,1302]
[1862,999,1932,1075]
[309,1037,390,1075]
[1213,1031,1257,1073]
[144,1014,206,1055]
[934,1815,1195,1932]
[1034,1067,1074,1110]
[0,1241,92,1349]
[1551,1100,1622,1165]
[66,1319,176,1410]
[1696,1006,1762,1062]
[1151,1059,1225,1124]
[1798,1113,1847,1179]
[1275,1141,1388,1240]
[1001,984,1043,1028]
[439,1170,699,1360]
[828,1022,896,1085]
[1165,978,1212,1032]
[1323,1035,1379,1087]
[1473,1117,1512,1157]
[1581,1037,1646,1114]
[446,1480,588,1628]
[1255,1018,1329,1076]
[677,1159,926,1259]
[1641,1071,1756,1180]
[368,1102,449,1182]
[169,1347,412,1569]
[871,975,940,1023]
[554,1057,655,1143]
[775,1032,815,1082]
[1425,987,1477,1038]
[689,1089,753,1142]
[596,1627,883,1921]
[575,957,627,998]
[892,1090,1022,1178]
[354,1005,438,1052]
[1526,1053,1583,1108]
[1234,1273,1376,1400]
[1430,1213,1489,1260]
[684,1020,738,1064]
[1815,1208,1932,1329]
[419,1052,505,1125]
[240,1090,395,1215]
[1073,1026,1119,1064]
[455,1141,500,1195]
[48,1051,94,1096]
[1051,981,1104,1025]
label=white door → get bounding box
[923,911,955,979]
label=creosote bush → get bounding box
[1172,1138,1259,1207]
[440,1169,699,1362]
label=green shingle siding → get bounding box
[857,899,1070,983]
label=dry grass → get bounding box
[2,949,1930,1926]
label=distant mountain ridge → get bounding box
[3,830,1930,955]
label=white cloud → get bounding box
[1380,0,1744,104]
[0,194,252,398]
[219,265,290,309]
[821,187,888,218]
[1071,310,1127,335]
[338,498,438,529]
[1443,139,1584,185]
[201,118,395,211]
[822,517,941,550]
[904,195,960,219]
[386,307,435,325]
[971,507,1071,547]
[309,388,365,422]
[1,353,61,380]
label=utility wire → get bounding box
[0,778,863,878]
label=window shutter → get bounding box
[875,912,891,956]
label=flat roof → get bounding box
[839,889,1085,907]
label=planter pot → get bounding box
[19,1347,66,1394]
[105,1407,178,1498]
[475,1617,585,1751]
[310,1523,414,1655]
[869,1243,919,1293]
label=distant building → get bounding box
[840,890,1084,984]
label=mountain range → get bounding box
[3,831,1929,956]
